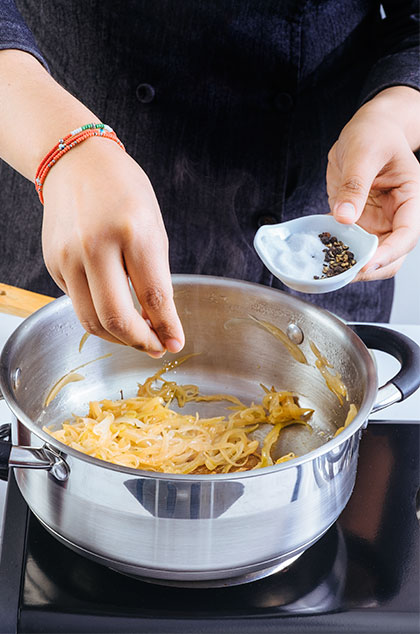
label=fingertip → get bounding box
[148,350,167,359]
[164,337,184,353]
[134,345,166,359]
[333,202,357,224]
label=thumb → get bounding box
[332,149,382,225]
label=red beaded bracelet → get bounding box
[35,123,125,204]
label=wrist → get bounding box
[36,125,124,204]
[364,86,420,151]
[42,135,126,202]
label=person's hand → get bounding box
[327,87,420,282]
[42,138,185,357]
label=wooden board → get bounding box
[0,283,54,318]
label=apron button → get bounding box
[274,92,294,112]
[256,214,280,228]
[136,83,156,103]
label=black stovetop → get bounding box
[0,422,419,634]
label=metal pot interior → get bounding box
[1,275,377,468]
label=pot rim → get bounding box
[0,274,378,481]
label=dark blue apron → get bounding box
[0,0,396,320]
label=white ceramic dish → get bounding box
[254,214,378,294]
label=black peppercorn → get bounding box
[314,234,357,279]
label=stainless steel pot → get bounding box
[1,275,419,586]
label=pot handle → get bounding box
[0,426,70,482]
[350,324,420,412]
[0,427,11,482]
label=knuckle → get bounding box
[340,177,365,195]
[117,219,135,246]
[57,243,72,268]
[140,286,166,311]
[80,234,100,259]
[154,321,174,341]
[79,319,104,337]
[58,246,69,264]
[101,313,132,336]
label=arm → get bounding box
[0,49,184,355]
[327,1,420,281]
[0,50,99,178]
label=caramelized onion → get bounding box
[44,359,312,474]
[310,341,348,405]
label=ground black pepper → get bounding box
[313,232,356,279]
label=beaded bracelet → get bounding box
[35,129,123,200]
[35,123,125,204]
